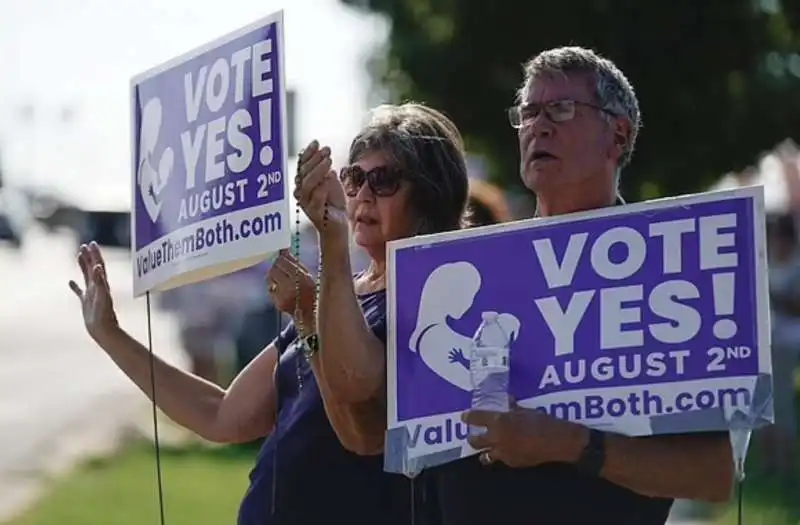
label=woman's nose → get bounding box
[355,179,374,201]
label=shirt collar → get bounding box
[534,195,625,218]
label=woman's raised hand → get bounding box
[294,140,348,241]
[68,242,119,341]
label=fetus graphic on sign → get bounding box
[137,97,174,223]
[409,261,521,390]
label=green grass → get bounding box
[715,474,798,525]
[6,442,256,525]
[5,376,800,525]
[714,375,800,525]
[9,440,797,525]
[712,441,800,525]
[712,434,800,525]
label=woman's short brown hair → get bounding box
[348,103,469,235]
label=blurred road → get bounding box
[0,227,186,521]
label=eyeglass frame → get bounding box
[507,99,615,129]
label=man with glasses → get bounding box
[431,47,734,525]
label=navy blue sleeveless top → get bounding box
[237,289,429,525]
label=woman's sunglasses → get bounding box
[339,165,404,198]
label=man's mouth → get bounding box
[531,150,557,162]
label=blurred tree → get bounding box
[342,0,800,200]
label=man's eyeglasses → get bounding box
[507,99,610,129]
[339,164,405,198]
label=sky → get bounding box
[0,0,387,207]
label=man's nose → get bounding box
[520,116,553,144]
[534,126,553,139]
[529,112,554,139]
[520,120,552,149]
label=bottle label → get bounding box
[470,352,509,371]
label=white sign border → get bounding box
[386,185,771,431]
[129,10,290,297]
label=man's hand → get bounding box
[462,403,587,468]
[464,403,734,501]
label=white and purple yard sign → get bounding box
[130,11,290,296]
[385,187,773,476]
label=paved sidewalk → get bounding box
[0,230,186,521]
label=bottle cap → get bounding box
[481,311,499,321]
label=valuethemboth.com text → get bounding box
[407,385,752,450]
[534,385,750,421]
[136,211,282,277]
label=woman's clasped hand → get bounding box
[293,140,348,239]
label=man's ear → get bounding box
[611,117,631,161]
[615,131,627,149]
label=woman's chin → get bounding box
[352,231,369,246]
[353,231,384,251]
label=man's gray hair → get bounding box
[518,46,641,168]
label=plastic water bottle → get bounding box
[468,311,512,437]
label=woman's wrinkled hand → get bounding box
[68,241,120,342]
[266,249,317,331]
[294,140,348,242]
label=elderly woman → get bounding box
[68,102,469,525]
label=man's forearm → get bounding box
[599,431,733,502]
[316,235,385,402]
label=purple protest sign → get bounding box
[131,11,290,297]
[384,187,772,476]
